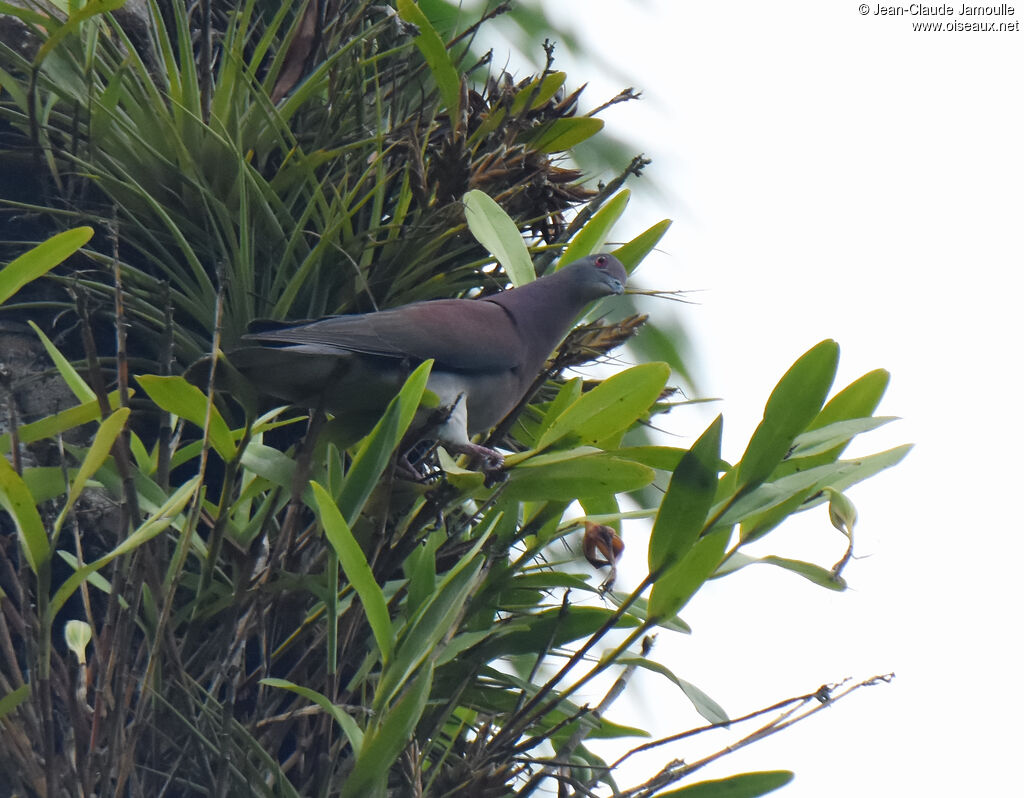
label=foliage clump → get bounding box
[0,2,907,796]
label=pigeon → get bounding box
[231,254,627,469]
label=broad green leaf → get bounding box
[336,360,430,522]
[463,189,534,286]
[260,677,364,756]
[50,477,200,618]
[649,416,722,575]
[240,442,296,489]
[0,456,48,574]
[524,117,604,153]
[396,0,461,117]
[53,407,130,535]
[28,320,94,402]
[649,528,730,622]
[737,340,839,491]
[21,467,67,504]
[311,482,393,665]
[0,227,93,306]
[620,658,728,725]
[612,219,672,273]
[536,362,670,452]
[657,771,794,798]
[558,189,630,267]
[341,664,433,798]
[136,375,236,461]
[504,455,654,501]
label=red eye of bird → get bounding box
[595,255,607,267]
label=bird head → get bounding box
[559,253,628,300]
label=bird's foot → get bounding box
[444,441,505,477]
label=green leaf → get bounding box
[649,528,730,623]
[463,189,534,287]
[396,0,461,118]
[0,390,128,455]
[657,771,794,798]
[760,556,847,590]
[311,481,393,665]
[788,416,897,459]
[336,361,430,522]
[619,658,728,725]
[136,375,236,461]
[53,407,130,535]
[612,219,672,273]
[505,455,655,501]
[0,227,93,306]
[260,678,364,756]
[27,320,95,402]
[737,340,839,491]
[49,477,200,619]
[34,0,129,66]
[535,362,670,452]
[0,456,48,575]
[341,664,433,798]
[558,189,630,267]
[0,684,30,721]
[511,71,566,114]
[648,416,722,575]
[378,545,485,707]
[524,117,604,153]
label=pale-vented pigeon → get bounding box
[231,254,627,468]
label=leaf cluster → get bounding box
[0,3,908,797]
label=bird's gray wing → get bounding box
[243,299,523,373]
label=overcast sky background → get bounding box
[485,2,1022,795]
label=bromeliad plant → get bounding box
[0,2,909,797]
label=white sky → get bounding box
[500,1,1023,795]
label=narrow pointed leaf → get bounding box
[558,189,630,267]
[649,415,723,574]
[336,360,430,522]
[53,407,130,535]
[657,770,794,797]
[0,227,93,306]
[342,664,433,798]
[649,528,730,623]
[311,481,393,664]
[0,456,48,574]
[396,0,461,117]
[612,219,672,273]
[737,340,839,491]
[260,678,364,756]
[28,320,94,402]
